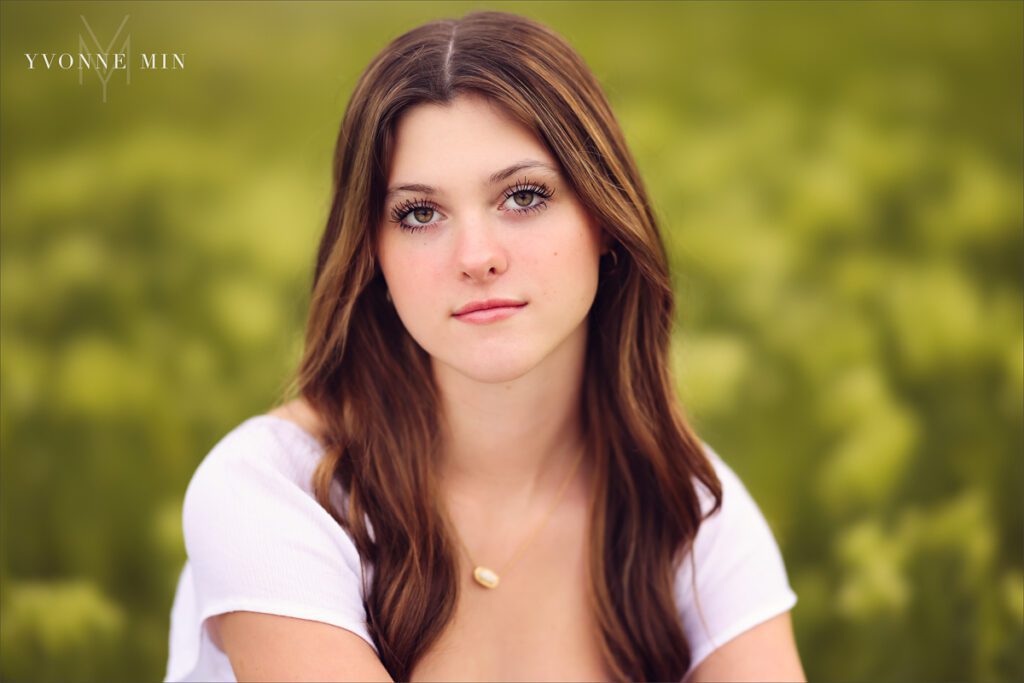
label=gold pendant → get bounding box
[473,566,500,589]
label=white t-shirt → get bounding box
[164,414,797,682]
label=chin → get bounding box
[434,347,547,385]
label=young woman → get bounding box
[166,10,805,683]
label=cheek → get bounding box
[389,260,433,304]
[543,223,601,285]
[379,235,423,296]
[527,246,599,322]
[381,247,446,327]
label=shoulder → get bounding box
[180,411,368,614]
[694,442,757,520]
[170,411,377,680]
[675,441,798,676]
[686,440,791,563]
[184,411,325,506]
[181,410,359,577]
[267,398,328,447]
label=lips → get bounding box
[452,298,527,316]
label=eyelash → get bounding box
[388,178,556,233]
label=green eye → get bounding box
[389,199,443,233]
[502,179,555,214]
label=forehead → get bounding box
[387,95,555,180]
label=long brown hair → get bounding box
[283,10,722,681]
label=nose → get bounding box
[454,220,508,282]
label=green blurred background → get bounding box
[1,1,1021,680]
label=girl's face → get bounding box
[376,93,606,384]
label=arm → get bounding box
[213,611,394,682]
[683,611,805,683]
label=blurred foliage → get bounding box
[1,1,1021,681]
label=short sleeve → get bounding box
[674,443,798,677]
[181,420,376,657]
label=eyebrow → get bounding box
[384,160,560,201]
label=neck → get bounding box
[433,321,590,518]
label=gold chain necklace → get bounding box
[450,447,586,589]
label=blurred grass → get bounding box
[1,1,1021,681]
